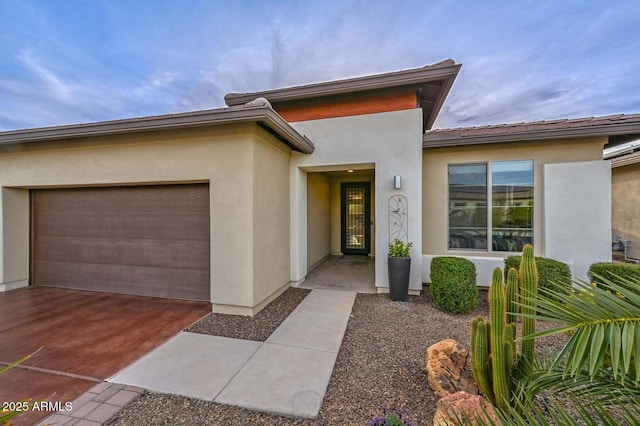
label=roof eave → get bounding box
[422,123,640,148]
[424,67,460,130]
[224,61,462,106]
[611,150,640,168]
[0,106,314,154]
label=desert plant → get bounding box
[526,273,640,387]
[470,244,539,412]
[504,255,570,302]
[505,268,518,325]
[1,348,43,425]
[466,273,640,425]
[471,269,516,411]
[430,256,478,314]
[370,405,413,426]
[518,244,538,362]
[459,392,640,426]
[388,239,412,257]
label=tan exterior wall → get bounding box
[306,171,376,269]
[612,162,640,260]
[251,133,292,308]
[0,188,29,289]
[422,137,606,258]
[0,124,292,315]
[307,173,331,268]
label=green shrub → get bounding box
[589,262,640,292]
[388,238,412,257]
[430,257,477,314]
[504,255,571,300]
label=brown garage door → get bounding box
[31,184,210,301]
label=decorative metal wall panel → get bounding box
[389,194,408,244]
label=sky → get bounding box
[1,0,640,132]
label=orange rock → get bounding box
[433,391,498,426]
[426,339,478,398]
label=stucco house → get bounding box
[608,145,640,261]
[0,59,638,315]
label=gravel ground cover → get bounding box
[185,287,311,341]
[108,288,567,426]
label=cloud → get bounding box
[17,49,72,101]
[0,47,156,129]
[2,0,640,131]
[135,70,178,93]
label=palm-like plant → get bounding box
[526,274,640,387]
[1,348,43,425]
[463,274,640,425]
[514,274,640,424]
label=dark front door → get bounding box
[341,182,371,255]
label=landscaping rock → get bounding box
[433,391,497,426]
[426,339,478,398]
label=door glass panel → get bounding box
[345,186,366,250]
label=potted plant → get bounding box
[388,238,412,301]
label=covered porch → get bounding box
[300,255,376,293]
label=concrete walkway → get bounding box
[300,255,375,293]
[40,289,355,423]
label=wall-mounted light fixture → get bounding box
[394,175,401,189]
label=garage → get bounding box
[31,184,210,301]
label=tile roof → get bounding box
[424,113,640,148]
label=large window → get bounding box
[448,163,488,249]
[448,160,533,252]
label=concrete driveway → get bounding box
[0,286,210,426]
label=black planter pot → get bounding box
[388,256,411,301]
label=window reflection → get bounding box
[492,160,533,252]
[448,160,534,252]
[448,163,488,249]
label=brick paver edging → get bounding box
[38,382,143,425]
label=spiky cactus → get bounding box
[489,268,511,410]
[470,245,540,412]
[471,317,494,402]
[519,244,539,362]
[505,267,519,325]
[471,268,516,410]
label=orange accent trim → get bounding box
[273,90,417,122]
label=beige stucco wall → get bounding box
[612,162,640,260]
[307,173,331,268]
[0,123,292,315]
[251,133,292,308]
[544,160,611,281]
[290,109,424,292]
[306,171,376,269]
[422,137,607,285]
[0,188,29,290]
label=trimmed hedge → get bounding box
[430,257,478,314]
[504,256,571,299]
[589,262,640,290]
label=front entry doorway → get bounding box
[340,182,371,255]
